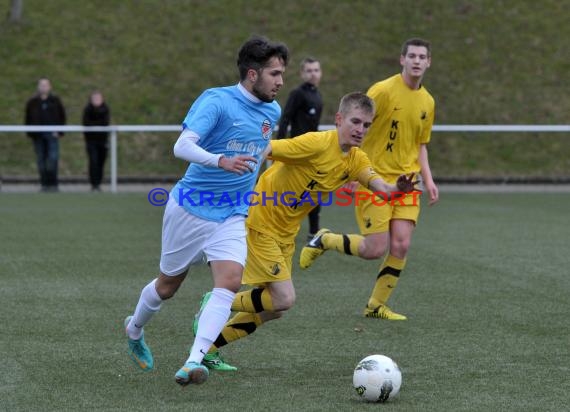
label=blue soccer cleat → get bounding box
[175,361,209,385]
[124,316,154,371]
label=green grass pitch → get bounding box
[1,191,568,411]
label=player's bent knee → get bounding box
[272,293,296,311]
[361,248,385,260]
[214,273,242,292]
[211,262,244,292]
[359,235,388,259]
[156,272,186,300]
[155,282,179,300]
[261,311,283,321]
[226,279,242,293]
[360,242,387,260]
[391,239,411,257]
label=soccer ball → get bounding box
[353,354,402,402]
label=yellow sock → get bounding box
[211,312,264,350]
[231,288,274,313]
[321,233,364,256]
[367,255,406,308]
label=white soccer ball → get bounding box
[353,354,402,402]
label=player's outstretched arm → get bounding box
[368,177,397,197]
[368,174,419,201]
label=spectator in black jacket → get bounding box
[277,57,323,239]
[83,91,111,191]
[277,57,323,139]
[25,78,66,192]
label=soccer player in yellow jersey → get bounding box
[300,38,439,320]
[193,92,417,371]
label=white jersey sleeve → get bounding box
[173,128,223,167]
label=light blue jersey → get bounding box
[172,85,280,222]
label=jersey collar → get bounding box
[237,82,262,104]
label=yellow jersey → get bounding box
[363,74,435,183]
[247,130,379,243]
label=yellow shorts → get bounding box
[242,227,295,286]
[355,186,422,235]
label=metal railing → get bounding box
[1,124,569,192]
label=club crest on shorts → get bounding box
[270,263,281,276]
[261,119,272,140]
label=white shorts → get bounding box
[159,197,247,276]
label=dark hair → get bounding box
[237,36,289,80]
[300,57,319,70]
[401,38,431,57]
[338,92,375,116]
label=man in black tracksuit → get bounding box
[25,78,66,191]
[83,91,111,191]
[277,57,323,239]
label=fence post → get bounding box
[110,129,118,193]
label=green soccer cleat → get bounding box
[124,316,154,371]
[192,292,238,371]
[192,291,212,337]
[202,351,238,371]
[175,361,209,386]
[299,228,331,269]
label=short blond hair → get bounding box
[338,92,375,116]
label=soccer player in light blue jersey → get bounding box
[124,37,289,386]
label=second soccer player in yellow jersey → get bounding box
[300,38,439,320]
[192,92,417,371]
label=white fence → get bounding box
[1,124,569,192]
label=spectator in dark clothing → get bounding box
[277,57,324,239]
[83,91,110,191]
[25,78,66,192]
[277,57,323,139]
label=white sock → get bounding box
[127,279,162,340]
[187,288,235,364]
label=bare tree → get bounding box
[8,0,23,22]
